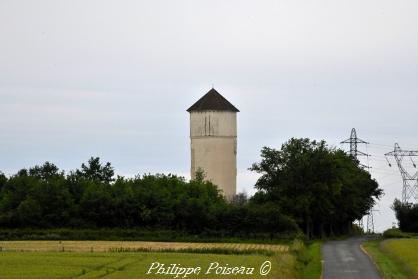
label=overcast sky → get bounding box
[1,0,418,232]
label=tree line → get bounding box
[0,157,296,236]
[0,138,383,239]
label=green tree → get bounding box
[80,181,114,227]
[0,171,7,191]
[76,157,114,183]
[194,168,206,183]
[29,162,63,180]
[392,199,418,233]
[31,176,74,227]
[250,138,383,238]
[174,178,225,233]
[16,197,42,226]
[0,172,39,227]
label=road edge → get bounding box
[360,242,384,278]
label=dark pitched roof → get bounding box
[187,88,239,112]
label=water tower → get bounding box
[187,88,239,198]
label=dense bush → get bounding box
[382,228,410,239]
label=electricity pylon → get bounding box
[341,128,370,169]
[385,143,418,203]
[366,209,379,234]
[341,128,371,232]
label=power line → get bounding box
[369,142,417,151]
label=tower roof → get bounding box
[187,88,239,112]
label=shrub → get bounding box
[382,228,410,239]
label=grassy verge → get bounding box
[292,240,322,279]
[363,239,417,279]
[301,242,322,279]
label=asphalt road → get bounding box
[322,237,381,279]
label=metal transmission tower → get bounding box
[385,143,418,203]
[341,128,371,232]
[366,209,379,234]
[340,128,370,168]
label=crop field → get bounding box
[0,240,288,253]
[381,238,418,277]
[364,238,418,279]
[0,241,295,279]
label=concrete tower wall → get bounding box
[190,111,237,198]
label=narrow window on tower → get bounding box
[204,116,207,136]
[208,115,211,136]
[234,139,237,155]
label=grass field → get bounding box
[363,238,418,279]
[0,241,296,279]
